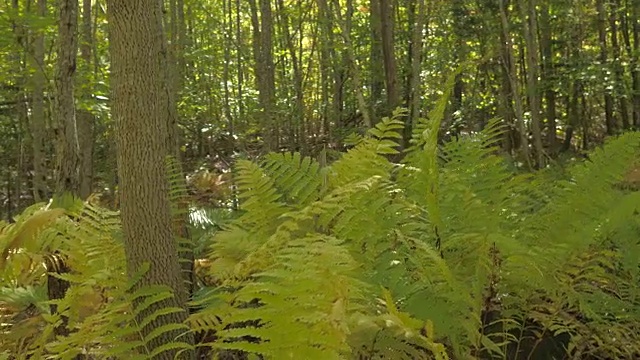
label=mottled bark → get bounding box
[29,0,49,202]
[54,0,80,194]
[106,0,195,357]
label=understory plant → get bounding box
[1,109,640,359]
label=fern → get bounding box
[262,152,325,207]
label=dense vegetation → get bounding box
[0,0,639,359]
[2,115,640,359]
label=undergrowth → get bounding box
[1,105,640,359]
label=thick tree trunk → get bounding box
[106,0,195,357]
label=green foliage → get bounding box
[2,118,640,359]
[0,199,193,359]
[202,112,640,359]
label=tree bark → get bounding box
[248,0,277,150]
[519,0,544,167]
[106,0,195,357]
[609,0,630,129]
[77,0,94,199]
[539,1,557,153]
[499,0,530,168]
[405,0,427,147]
[623,0,640,127]
[54,0,80,194]
[596,0,616,134]
[331,0,371,128]
[369,0,384,118]
[29,0,49,202]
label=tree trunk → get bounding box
[277,0,305,151]
[54,0,80,194]
[318,0,332,138]
[29,0,49,202]
[106,0,195,357]
[520,0,544,168]
[405,0,427,147]
[248,0,278,150]
[77,0,94,199]
[539,1,557,153]
[624,0,640,127]
[609,0,630,129]
[596,0,616,134]
[499,0,530,168]
[379,0,399,113]
[369,0,384,118]
[331,0,371,128]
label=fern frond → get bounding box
[235,159,287,235]
[214,234,365,360]
[262,152,324,207]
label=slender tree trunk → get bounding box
[520,0,544,167]
[379,0,399,112]
[260,0,277,149]
[331,0,371,128]
[277,0,305,151]
[609,0,630,129]
[405,0,427,147]
[223,0,233,136]
[499,0,530,168]
[11,0,27,216]
[54,0,80,194]
[369,0,384,118]
[106,0,195,358]
[539,1,557,153]
[596,0,616,134]
[235,0,243,125]
[625,0,640,127]
[248,0,277,150]
[318,0,332,138]
[77,0,94,199]
[29,0,49,202]
[167,0,195,298]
